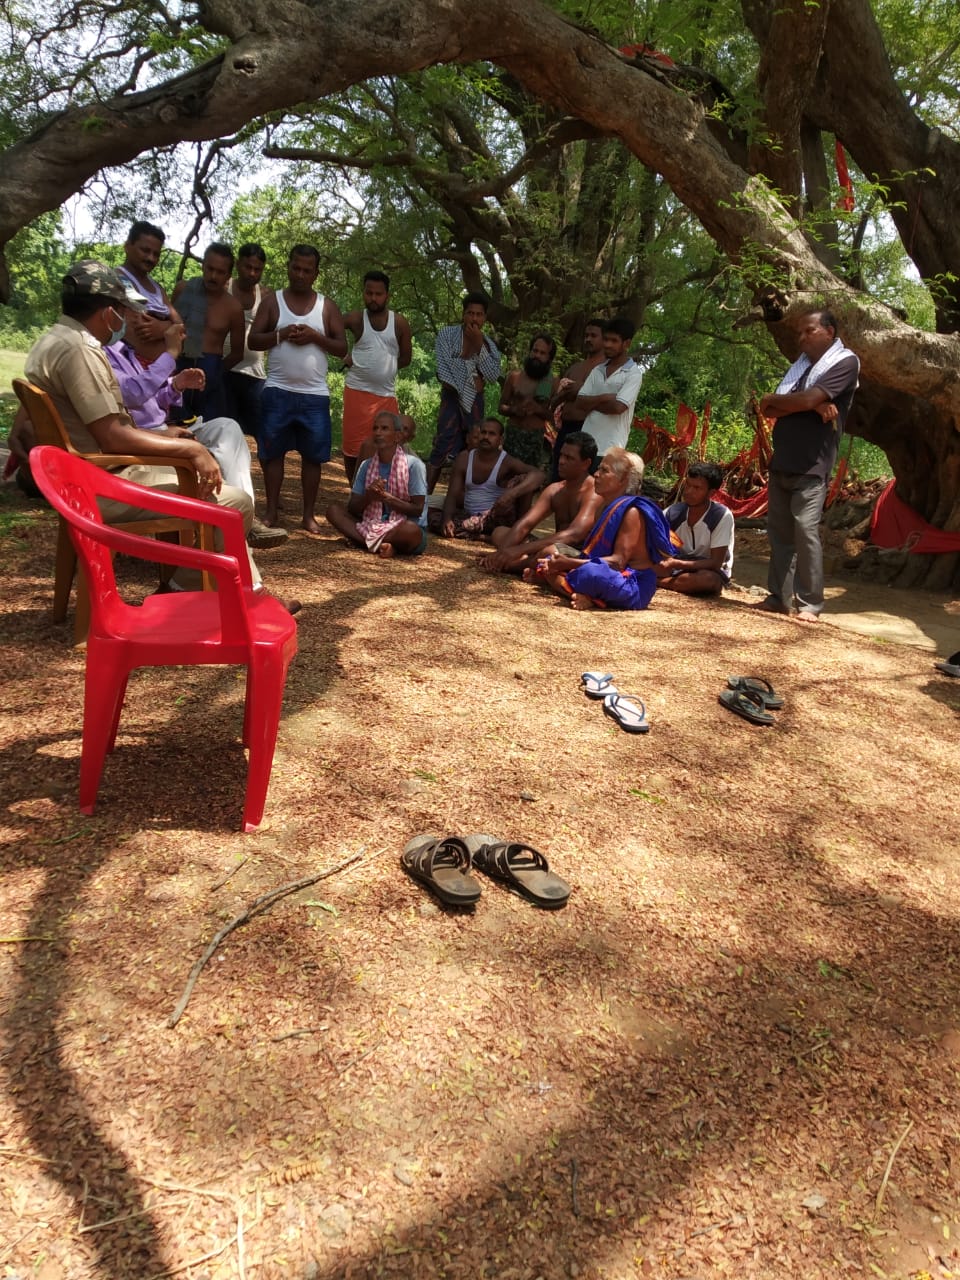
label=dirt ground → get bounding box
[2,459,960,1280]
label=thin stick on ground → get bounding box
[874,1118,914,1220]
[167,848,379,1028]
[209,856,249,893]
[336,1036,385,1076]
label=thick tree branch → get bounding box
[0,0,956,424]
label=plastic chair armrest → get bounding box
[80,453,200,497]
[67,515,252,640]
[72,464,253,590]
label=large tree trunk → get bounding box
[1,0,958,581]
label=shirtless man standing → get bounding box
[171,242,245,422]
[498,332,558,469]
[549,318,605,479]
[248,244,347,534]
[478,431,602,576]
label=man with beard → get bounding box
[432,416,544,540]
[426,291,501,493]
[549,319,605,479]
[477,430,602,576]
[498,333,559,469]
[248,244,347,534]
[341,271,413,483]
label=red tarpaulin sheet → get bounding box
[717,485,768,518]
[870,480,960,554]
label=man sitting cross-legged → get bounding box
[326,411,428,558]
[658,461,735,596]
[431,416,545,540]
[356,413,418,466]
[532,448,674,610]
[478,431,603,576]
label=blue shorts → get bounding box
[259,387,332,464]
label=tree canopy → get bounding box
[2,0,960,573]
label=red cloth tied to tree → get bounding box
[870,480,960,554]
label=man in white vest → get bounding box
[248,244,347,534]
[341,271,413,483]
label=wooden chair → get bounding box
[13,378,212,642]
[30,445,298,833]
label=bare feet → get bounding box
[521,567,537,583]
[794,609,819,623]
[301,517,323,535]
[376,542,396,559]
[571,593,597,610]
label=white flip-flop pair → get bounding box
[580,672,650,734]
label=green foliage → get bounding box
[1,211,72,332]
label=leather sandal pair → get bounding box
[718,675,784,726]
[401,833,571,910]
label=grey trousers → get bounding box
[766,470,827,614]
[192,416,256,503]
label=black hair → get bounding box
[529,331,557,362]
[61,286,112,322]
[481,415,504,433]
[462,290,491,313]
[585,317,606,332]
[238,243,266,263]
[205,242,235,270]
[603,316,636,342]
[560,431,598,463]
[817,309,837,333]
[364,270,390,289]
[686,460,724,491]
[127,221,164,245]
[289,244,321,267]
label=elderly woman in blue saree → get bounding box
[534,448,673,610]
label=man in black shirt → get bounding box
[758,310,859,621]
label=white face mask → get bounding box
[106,306,127,346]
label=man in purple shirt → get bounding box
[105,309,284,547]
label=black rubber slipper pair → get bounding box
[401,833,571,910]
[581,671,650,733]
[718,675,784,726]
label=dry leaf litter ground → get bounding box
[1,458,959,1280]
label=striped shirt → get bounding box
[435,323,501,413]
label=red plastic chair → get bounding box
[29,446,298,832]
